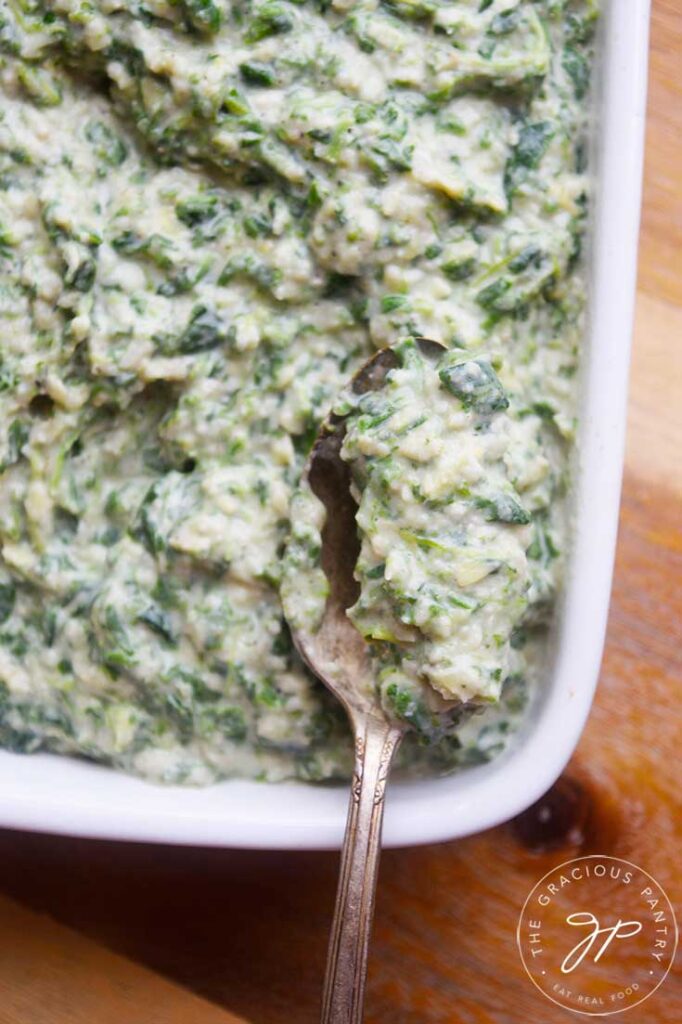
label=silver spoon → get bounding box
[289,339,446,1024]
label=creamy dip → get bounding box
[0,0,596,783]
[346,341,531,708]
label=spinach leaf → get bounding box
[177,305,228,353]
[438,358,509,415]
[0,584,16,625]
[175,193,218,226]
[474,493,530,525]
[442,256,476,281]
[381,0,436,20]
[489,8,523,36]
[112,230,174,269]
[239,62,276,87]
[180,0,222,33]
[3,419,29,468]
[563,45,590,99]
[85,120,128,169]
[137,605,176,645]
[505,121,554,195]
[244,4,293,43]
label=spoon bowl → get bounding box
[288,338,446,1024]
[294,338,447,720]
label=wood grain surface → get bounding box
[0,4,679,1023]
[0,894,246,1024]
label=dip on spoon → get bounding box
[282,337,532,1023]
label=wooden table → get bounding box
[0,6,679,1022]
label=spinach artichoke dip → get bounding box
[0,0,596,784]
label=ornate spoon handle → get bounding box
[321,714,404,1024]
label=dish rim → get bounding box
[0,0,651,849]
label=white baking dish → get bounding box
[0,1,650,849]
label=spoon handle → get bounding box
[321,715,403,1024]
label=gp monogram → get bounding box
[560,913,644,975]
[517,856,678,1016]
